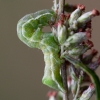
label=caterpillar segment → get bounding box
[40,34,64,92]
[17,9,56,48]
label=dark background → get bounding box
[0,0,100,100]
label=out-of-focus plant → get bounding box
[17,0,100,100]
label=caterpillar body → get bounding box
[17,9,55,48]
[17,9,64,92]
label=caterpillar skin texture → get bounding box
[17,9,64,92]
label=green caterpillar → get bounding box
[17,8,100,100]
[17,9,65,92]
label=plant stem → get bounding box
[58,0,65,14]
[59,0,69,100]
[62,0,65,13]
[53,0,58,12]
[61,61,69,100]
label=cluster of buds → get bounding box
[47,84,95,100]
[52,4,100,59]
[50,1,100,100]
[52,3,100,67]
[79,83,95,100]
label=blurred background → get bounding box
[0,0,100,100]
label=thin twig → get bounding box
[53,0,58,12]
[62,0,65,13]
[61,61,69,100]
[59,0,69,100]
[58,0,65,14]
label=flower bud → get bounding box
[69,4,85,25]
[67,76,72,90]
[57,22,67,45]
[67,67,78,97]
[68,45,89,57]
[77,9,100,25]
[79,83,95,100]
[71,79,77,97]
[47,91,57,100]
[64,32,88,49]
[69,65,78,80]
[69,20,78,30]
[79,86,89,96]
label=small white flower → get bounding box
[77,9,100,25]
[69,4,85,25]
[64,32,88,49]
[57,22,67,45]
[79,83,95,100]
